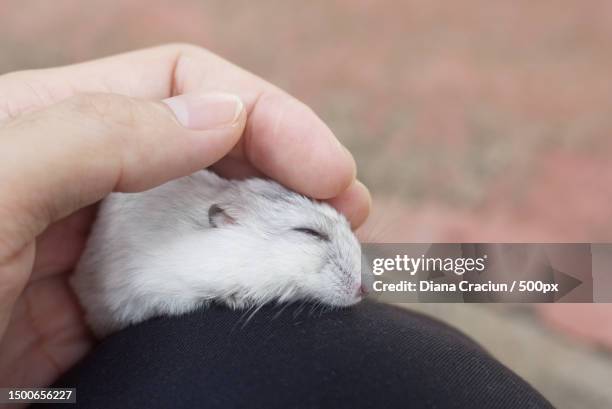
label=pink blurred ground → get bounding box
[539,304,612,348]
[2,0,612,243]
[2,1,612,407]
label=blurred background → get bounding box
[2,1,612,407]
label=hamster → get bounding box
[70,169,365,337]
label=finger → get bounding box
[211,93,357,197]
[241,92,356,198]
[0,91,246,261]
[326,180,372,229]
[0,44,361,202]
[31,206,97,280]
[0,242,34,340]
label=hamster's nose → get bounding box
[356,284,368,298]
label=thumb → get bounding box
[0,91,246,257]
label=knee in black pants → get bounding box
[50,300,553,409]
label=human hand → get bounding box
[0,44,370,387]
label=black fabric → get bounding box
[48,300,554,408]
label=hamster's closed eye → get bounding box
[292,227,329,241]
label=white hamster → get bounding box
[70,169,365,337]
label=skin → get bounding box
[0,44,371,388]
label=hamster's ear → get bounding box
[208,204,236,228]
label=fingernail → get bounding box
[163,92,244,130]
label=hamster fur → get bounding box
[70,169,364,337]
